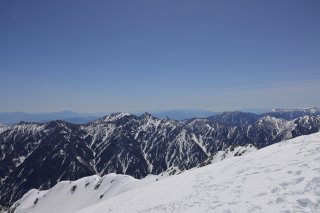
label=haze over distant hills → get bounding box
[0,109,220,124]
[1,107,319,125]
[0,111,104,125]
[0,110,217,124]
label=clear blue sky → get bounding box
[0,0,319,113]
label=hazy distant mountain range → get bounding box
[0,111,103,125]
[0,108,272,124]
[0,109,219,124]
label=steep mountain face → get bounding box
[0,122,47,180]
[0,121,95,206]
[0,113,320,207]
[246,115,320,148]
[291,115,320,137]
[245,116,295,147]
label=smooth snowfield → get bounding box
[13,132,320,213]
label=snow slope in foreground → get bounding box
[12,132,320,213]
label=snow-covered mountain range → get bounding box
[0,108,320,208]
[8,132,320,213]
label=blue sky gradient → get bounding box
[0,0,319,113]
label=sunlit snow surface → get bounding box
[12,132,320,213]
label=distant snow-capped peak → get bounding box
[271,106,320,113]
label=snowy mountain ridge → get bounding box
[9,174,165,213]
[8,132,320,213]
[1,113,320,207]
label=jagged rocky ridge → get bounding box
[1,110,320,207]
